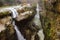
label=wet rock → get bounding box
[0,4,36,40]
[0,16,17,40]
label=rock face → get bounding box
[0,16,18,40]
[0,4,36,40]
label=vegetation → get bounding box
[42,0,60,40]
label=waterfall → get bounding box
[36,3,45,40]
[9,8,26,40]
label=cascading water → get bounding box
[33,3,41,27]
[9,8,26,40]
[36,3,45,40]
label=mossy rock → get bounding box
[43,0,60,40]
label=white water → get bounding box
[33,3,41,27]
[36,3,45,40]
[9,8,26,40]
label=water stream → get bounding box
[36,3,45,40]
[9,8,26,40]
